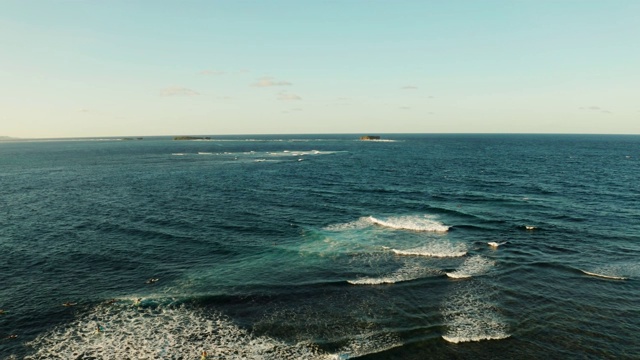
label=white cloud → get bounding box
[252,77,292,87]
[277,91,301,101]
[78,108,90,113]
[160,86,200,96]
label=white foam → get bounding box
[25,300,401,360]
[171,153,186,156]
[392,242,467,258]
[446,256,495,279]
[441,282,510,343]
[323,217,372,231]
[369,215,449,232]
[348,264,442,285]
[487,241,506,248]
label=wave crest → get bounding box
[348,265,442,285]
[369,215,450,232]
[446,256,495,279]
[392,242,467,258]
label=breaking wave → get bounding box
[369,215,450,232]
[446,256,495,279]
[348,264,442,285]
[392,241,467,258]
[323,217,372,231]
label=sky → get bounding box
[1,0,639,138]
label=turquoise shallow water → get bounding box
[1,134,639,359]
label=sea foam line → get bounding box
[581,270,628,280]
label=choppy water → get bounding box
[1,134,639,359]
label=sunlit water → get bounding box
[1,134,639,359]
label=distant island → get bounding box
[173,136,211,140]
[0,136,16,141]
[360,135,381,140]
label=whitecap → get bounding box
[369,215,449,232]
[392,242,467,258]
[446,256,495,279]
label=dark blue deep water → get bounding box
[1,134,639,359]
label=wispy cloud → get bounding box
[252,77,292,87]
[401,85,418,90]
[277,91,301,101]
[579,106,612,114]
[398,106,411,110]
[78,108,90,113]
[160,86,200,97]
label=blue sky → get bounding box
[1,0,639,138]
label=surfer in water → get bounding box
[62,302,77,307]
[145,278,159,284]
[133,298,142,306]
[0,309,5,315]
[200,350,208,360]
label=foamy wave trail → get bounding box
[441,282,510,343]
[24,303,325,359]
[328,331,402,359]
[446,256,495,279]
[369,215,449,232]
[323,217,372,231]
[348,264,442,285]
[24,300,400,360]
[392,241,467,258]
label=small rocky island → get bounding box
[360,135,381,140]
[173,136,211,140]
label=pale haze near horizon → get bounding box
[1,0,639,139]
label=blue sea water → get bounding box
[1,134,639,359]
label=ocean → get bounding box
[1,134,638,359]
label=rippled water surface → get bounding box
[1,134,639,359]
